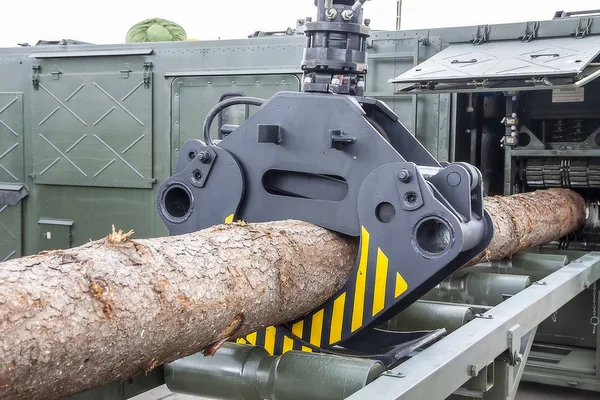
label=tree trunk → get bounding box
[467,188,587,266]
[0,188,586,400]
[0,221,357,400]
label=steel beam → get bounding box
[346,252,600,400]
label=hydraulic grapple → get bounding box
[157,0,493,362]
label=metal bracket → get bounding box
[143,61,153,88]
[507,324,523,366]
[0,184,29,206]
[51,71,62,80]
[32,65,40,90]
[575,17,593,38]
[472,25,490,45]
[120,69,131,79]
[186,148,217,188]
[521,21,539,42]
[330,130,356,150]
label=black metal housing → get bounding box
[156,0,493,360]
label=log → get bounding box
[0,221,357,400]
[467,188,587,266]
[0,188,586,399]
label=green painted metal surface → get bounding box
[165,343,385,400]
[0,202,21,261]
[0,93,24,183]
[31,67,153,188]
[171,74,301,170]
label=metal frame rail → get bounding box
[347,252,600,400]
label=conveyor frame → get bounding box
[347,252,600,400]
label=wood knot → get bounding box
[89,278,113,318]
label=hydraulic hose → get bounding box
[202,97,266,146]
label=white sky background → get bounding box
[0,0,599,47]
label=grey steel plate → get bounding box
[389,36,600,84]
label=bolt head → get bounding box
[398,169,412,183]
[364,19,371,26]
[516,354,523,364]
[198,151,211,163]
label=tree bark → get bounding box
[0,188,586,400]
[466,188,587,266]
[0,221,357,400]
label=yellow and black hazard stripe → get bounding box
[235,225,409,355]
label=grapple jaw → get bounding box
[157,92,493,361]
[156,0,493,363]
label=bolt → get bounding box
[468,365,478,377]
[341,9,353,21]
[405,192,417,204]
[192,170,203,182]
[364,18,371,26]
[398,169,412,183]
[198,151,211,163]
[188,151,196,160]
[325,8,337,20]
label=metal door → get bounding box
[31,63,153,188]
[390,36,600,93]
[0,93,24,261]
[366,35,451,160]
[170,74,301,171]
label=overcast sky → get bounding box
[1,0,599,47]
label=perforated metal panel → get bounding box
[31,70,153,188]
[0,93,23,184]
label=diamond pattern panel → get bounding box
[32,71,153,188]
[0,203,21,262]
[0,94,23,184]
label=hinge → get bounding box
[575,17,593,38]
[507,324,523,366]
[32,65,40,90]
[521,21,539,42]
[143,61,153,88]
[466,79,490,89]
[472,25,490,45]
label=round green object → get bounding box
[126,18,187,43]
